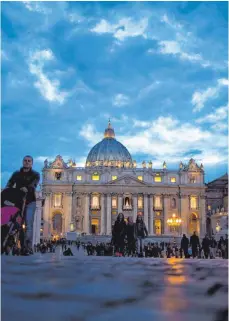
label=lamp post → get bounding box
[167,213,182,235]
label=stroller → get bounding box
[1,188,27,255]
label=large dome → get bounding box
[86,121,133,168]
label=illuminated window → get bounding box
[189,176,196,183]
[91,195,100,209]
[170,177,176,183]
[154,176,162,182]
[138,176,143,181]
[208,205,211,211]
[76,175,82,181]
[138,196,143,208]
[112,197,117,208]
[92,172,100,181]
[54,194,62,207]
[154,220,162,235]
[156,211,161,216]
[154,196,162,208]
[190,196,198,209]
[112,176,117,181]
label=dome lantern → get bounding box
[104,119,115,139]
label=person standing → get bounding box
[181,234,189,258]
[190,231,200,258]
[126,217,136,256]
[135,215,148,257]
[5,155,40,254]
[112,213,126,257]
[202,234,210,259]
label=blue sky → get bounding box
[1,1,228,186]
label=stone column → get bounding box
[42,193,51,239]
[200,195,206,237]
[33,198,42,245]
[65,192,73,233]
[180,195,188,235]
[144,194,149,231]
[118,194,122,214]
[100,194,105,235]
[107,194,112,235]
[149,194,154,235]
[133,194,138,223]
[84,193,90,234]
[163,194,170,235]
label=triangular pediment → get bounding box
[106,175,147,186]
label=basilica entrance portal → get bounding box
[91,218,99,235]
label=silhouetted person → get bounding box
[190,231,200,258]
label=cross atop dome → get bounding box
[104,119,115,138]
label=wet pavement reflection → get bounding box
[2,247,228,321]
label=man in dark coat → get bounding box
[5,155,40,254]
[181,234,189,258]
[135,215,148,257]
[202,234,211,259]
[126,216,136,256]
[190,231,200,258]
[112,213,126,256]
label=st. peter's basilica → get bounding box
[38,121,206,240]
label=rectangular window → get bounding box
[112,176,117,181]
[138,196,143,208]
[91,195,100,209]
[112,197,117,208]
[190,196,198,209]
[154,176,162,182]
[189,176,196,183]
[154,196,162,208]
[208,205,211,210]
[170,177,176,183]
[54,194,62,207]
[92,173,100,181]
[76,175,82,181]
[137,176,143,181]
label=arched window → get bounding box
[76,197,81,207]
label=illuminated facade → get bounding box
[41,121,206,239]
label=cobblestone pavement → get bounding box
[2,247,228,321]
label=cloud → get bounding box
[160,13,183,31]
[80,115,227,167]
[192,79,228,112]
[138,81,160,99]
[158,40,210,67]
[79,124,102,147]
[90,17,148,41]
[112,93,130,107]
[23,1,51,14]
[28,49,68,104]
[196,105,228,124]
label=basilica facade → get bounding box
[40,121,206,240]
